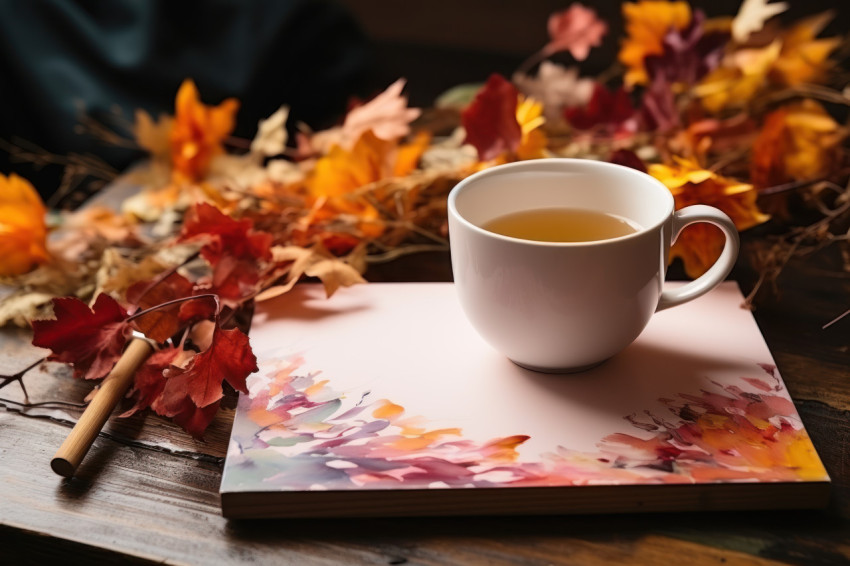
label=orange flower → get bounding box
[619,0,692,86]
[0,173,48,276]
[751,99,844,189]
[170,80,239,183]
[649,158,769,278]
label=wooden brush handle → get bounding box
[51,338,154,478]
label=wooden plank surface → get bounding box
[2,250,850,565]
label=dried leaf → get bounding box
[771,12,841,86]
[125,271,197,343]
[160,326,255,408]
[95,250,168,299]
[121,346,181,417]
[31,294,130,380]
[0,173,48,277]
[304,257,366,298]
[0,290,56,328]
[516,96,548,160]
[250,106,289,157]
[544,3,608,61]
[461,74,521,161]
[565,83,636,131]
[732,0,788,43]
[751,99,844,189]
[650,158,769,277]
[134,109,174,159]
[513,62,595,122]
[619,0,692,86]
[344,79,421,145]
[695,41,781,113]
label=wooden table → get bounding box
[1,236,849,565]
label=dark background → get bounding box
[0,0,846,203]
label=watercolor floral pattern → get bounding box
[224,355,827,491]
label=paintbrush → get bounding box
[50,332,155,477]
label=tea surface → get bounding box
[482,208,640,243]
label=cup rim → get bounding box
[447,158,675,247]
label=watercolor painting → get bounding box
[220,283,829,511]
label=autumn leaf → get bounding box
[250,106,289,157]
[462,74,521,161]
[512,62,595,121]
[732,0,788,43]
[125,271,211,343]
[160,326,255,409]
[304,256,366,298]
[565,83,636,132]
[694,41,781,113]
[32,294,130,380]
[309,79,421,154]
[751,99,844,189]
[170,79,240,183]
[609,149,647,172]
[306,129,432,240]
[179,203,273,304]
[0,173,48,277]
[644,10,728,87]
[516,96,548,160]
[120,346,181,417]
[134,109,174,160]
[544,3,608,61]
[771,12,841,87]
[255,245,365,302]
[649,158,769,278]
[342,79,421,145]
[619,0,692,86]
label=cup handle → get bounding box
[656,205,740,312]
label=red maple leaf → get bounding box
[120,346,181,417]
[461,74,521,161]
[564,83,636,131]
[32,294,130,380]
[179,203,273,305]
[180,203,273,265]
[164,397,221,439]
[159,326,256,410]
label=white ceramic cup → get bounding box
[447,158,739,373]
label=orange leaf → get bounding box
[751,99,844,189]
[0,173,48,276]
[771,12,841,87]
[618,0,692,86]
[170,79,239,183]
[649,158,769,278]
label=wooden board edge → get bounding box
[220,480,831,519]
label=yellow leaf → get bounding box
[304,257,366,298]
[650,158,769,278]
[170,79,239,183]
[771,12,841,86]
[516,95,548,160]
[618,0,692,86]
[751,99,844,189]
[695,42,781,113]
[134,109,174,159]
[731,0,788,43]
[0,173,48,277]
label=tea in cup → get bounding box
[447,158,739,372]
